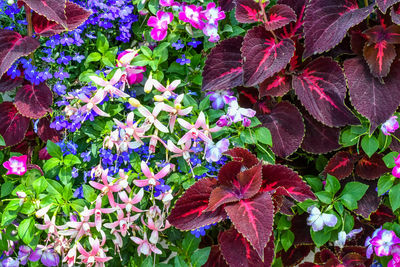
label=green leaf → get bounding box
[325,175,340,195]
[310,229,331,247]
[315,191,333,204]
[255,127,272,146]
[32,176,47,194]
[46,180,63,196]
[132,54,150,66]
[83,185,97,203]
[182,233,201,255]
[141,46,153,58]
[304,175,323,192]
[199,95,210,111]
[191,247,211,267]
[18,217,35,244]
[340,128,360,147]
[281,230,295,251]
[256,143,275,164]
[383,152,399,168]
[0,134,5,146]
[183,95,198,109]
[378,174,395,196]
[334,201,344,215]
[240,129,256,144]
[390,183,400,211]
[96,32,109,54]
[43,158,61,174]
[174,256,189,267]
[339,182,368,210]
[361,135,379,157]
[85,52,102,66]
[148,0,159,14]
[46,140,63,159]
[63,154,81,167]
[178,157,190,173]
[59,167,72,185]
[141,257,153,267]
[193,166,208,176]
[1,181,14,198]
[153,42,170,56]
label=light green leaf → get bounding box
[255,127,272,146]
[361,135,379,158]
[46,140,63,159]
[18,217,35,244]
[378,174,395,196]
[191,247,211,267]
[390,183,400,211]
[325,175,340,195]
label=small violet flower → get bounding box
[382,116,399,135]
[176,54,190,65]
[3,155,27,176]
[306,205,337,232]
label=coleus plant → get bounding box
[167,148,315,266]
[0,0,90,149]
[203,0,400,158]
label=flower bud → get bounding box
[154,95,165,102]
[128,97,141,107]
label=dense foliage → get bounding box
[2,0,400,266]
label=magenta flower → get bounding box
[89,169,123,207]
[201,2,225,25]
[3,155,27,176]
[148,11,173,41]
[365,227,382,258]
[389,245,400,267]
[160,0,175,6]
[77,237,112,266]
[382,116,399,135]
[133,161,170,187]
[203,23,220,42]
[371,229,400,257]
[179,5,205,29]
[393,166,400,178]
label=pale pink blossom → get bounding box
[141,216,171,244]
[118,188,144,213]
[133,161,170,187]
[89,69,129,98]
[162,94,193,132]
[77,237,112,267]
[131,233,162,256]
[138,103,169,133]
[79,90,109,117]
[89,169,123,207]
[81,196,116,231]
[177,112,212,145]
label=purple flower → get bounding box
[73,185,84,199]
[45,38,59,48]
[216,115,232,127]
[208,90,233,110]
[72,167,79,178]
[73,54,85,63]
[53,82,66,95]
[60,36,74,46]
[1,257,19,267]
[56,53,72,65]
[18,245,32,265]
[54,68,70,80]
[227,100,256,123]
[81,151,91,162]
[381,116,399,135]
[172,40,185,50]
[306,206,337,232]
[38,69,53,80]
[203,23,220,42]
[7,64,21,79]
[205,138,229,163]
[188,38,202,48]
[370,229,400,257]
[29,246,59,267]
[176,54,190,65]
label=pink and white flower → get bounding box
[382,116,399,135]
[148,11,174,41]
[3,155,27,176]
[133,161,170,187]
[201,2,225,25]
[77,237,112,267]
[131,232,162,256]
[179,5,205,29]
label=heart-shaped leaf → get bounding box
[259,71,291,97]
[15,83,53,119]
[0,29,40,78]
[391,4,400,25]
[355,154,390,180]
[0,73,23,93]
[225,192,274,261]
[303,0,374,57]
[264,4,297,31]
[20,0,68,28]
[203,246,229,267]
[301,111,341,154]
[32,1,91,37]
[242,25,295,86]
[354,179,381,219]
[235,0,262,23]
[292,57,359,127]
[167,178,227,230]
[0,102,30,147]
[376,0,400,13]
[259,101,304,158]
[219,227,275,267]
[225,148,260,168]
[344,57,400,132]
[323,151,354,179]
[202,36,244,91]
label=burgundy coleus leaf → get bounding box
[0,102,30,147]
[202,36,243,91]
[235,0,262,23]
[344,57,400,132]
[224,192,274,261]
[376,0,400,13]
[276,0,307,38]
[264,4,297,31]
[14,82,53,119]
[219,0,236,12]
[390,130,400,152]
[355,154,390,180]
[167,178,227,230]
[354,179,381,219]
[369,204,396,226]
[225,147,260,168]
[301,111,341,154]
[218,227,274,267]
[363,25,400,78]
[391,4,400,25]
[280,246,313,266]
[20,0,67,29]
[37,116,61,143]
[323,151,354,179]
[0,73,23,93]
[203,246,229,267]
[261,164,316,202]
[303,0,374,58]
[258,101,304,158]
[259,71,291,97]
[292,57,359,127]
[0,29,40,78]
[242,25,295,86]
[341,253,367,267]
[350,23,369,56]
[32,1,91,37]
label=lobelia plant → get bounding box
[168,148,315,266]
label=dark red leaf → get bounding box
[225,148,260,168]
[303,0,374,58]
[261,164,316,202]
[277,0,307,38]
[316,249,340,265]
[369,204,396,226]
[20,0,67,28]
[0,73,23,93]
[242,25,295,86]
[37,116,61,143]
[341,252,367,267]
[218,161,243,186]
[323,151,354,179]
[32,1,91,37]
[362,25,400,78]
[202,36,243,91]
[264,4,297,31]
[292,57,359,127]
[203,245,229,267]
[235,0,262,23]
[350,23,369,56]
[355,154,390,180]
[259,71,291,97]
[376,0,400,13]
[219,227,274,267]
[0,29,40,78]
[236,163,263,198]
[225,192,274,260]
[279,245,313,266]
[278,0,307,18]
[0,102,30,147]
[167,178,227,230]
[258,101,304,158]
[39,147,51,160]
[291,214,313,246]
[354,179,381,219]
[344,57,400,132]
[207,186,240,212]
[390,130,400,152]
[219,0,235,12]
[299,263,320,267]
[14,83,53,119]
[301,111,341,154]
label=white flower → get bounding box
[306,206,337,232]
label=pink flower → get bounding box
[3,155,27,176]
[77,237,112,266]
[202,2,225,25]
[63,245,77,267]
[177,111,213,146]
[148,11,173,41]
[141,216,171,244]
[371,229,400,257]
[78,90,109,117]
[89,69,129,98]
[118,188,144,213]
[59,216,94,240]
[81,196,116,231]
[152,79,180,99]
[114,112,146,148]
[35,214,60,235]
[89,169,123,207]
[382,116,399,135]
[117,50,146,86]
[167,140,192,162]
[131,233,162,256]
[162,94,193,132]
[138,103,169,133]
[159,0,175,6]
[133,161,170,187]
[179,5,205,29]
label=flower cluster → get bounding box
[365,228,400,267]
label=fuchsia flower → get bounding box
[201,2,225,25]
[89,69,129,98]
[59,215,94,240]
[382,116,399,135]
[159,0,175,6]
[370,229,400,257]
[177,111,213,145]
[179,5,205,29]
[118,188,144,213]
[117,50,146,87]
[389,245,400,267]
[89,169,123,207]
[148,10,173,41]
[131,232,162,256]
[167,140,192,162]
[162,94,193,132]
[153,79,180,99]
[3,155,27,176]
[77,237,112,266]
[138,103,169,133]
[78,90,109,117]
[114,112,146,148]
[141,216,171,244]
[392,154,400,178]
[134,161,170,187]
[81,196,116,231]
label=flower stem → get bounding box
[364,0,369,7]
[25,4,34,61]
[259,0,278,43]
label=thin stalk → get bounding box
[259,0,278,43]
[25,4,34,60]
[364,0,369,7]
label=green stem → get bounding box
[364,0,369,7]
